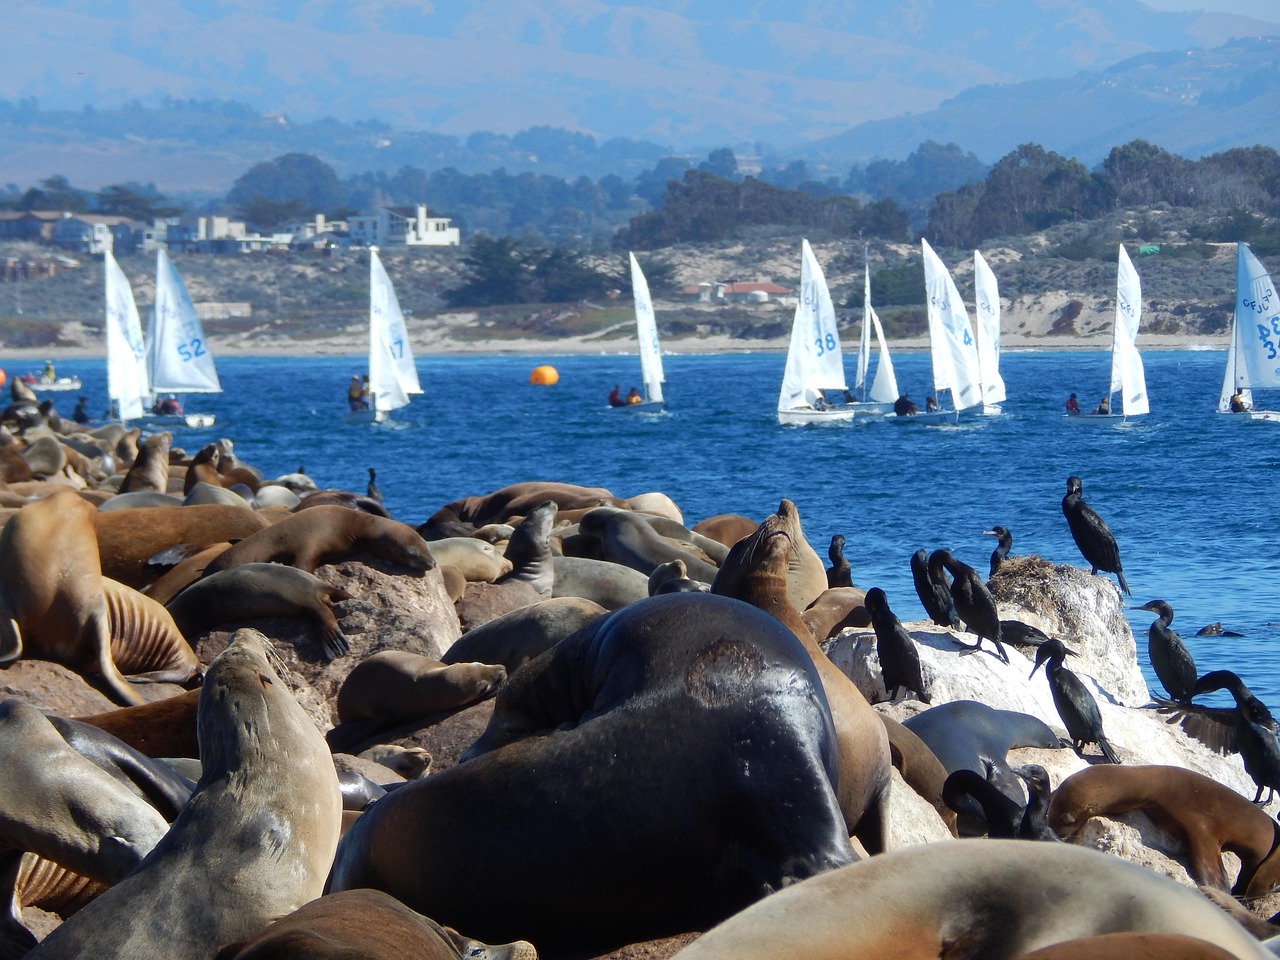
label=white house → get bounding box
[348,204,459,247]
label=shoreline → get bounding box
[0,331,1230,362]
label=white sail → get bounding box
[921,238,981,411]
[149,249,220,394]
[1219,242,1280,411]
[867,303,899,403]
[973,250,1006,406]
[778,239,848,414]
[630,252,665,404]
[104,251,149,421]
[368,248,421,414]
[856,262,872,393]
[1109,245,1149,416]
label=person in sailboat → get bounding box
[893,393,918,417]
[925,395,939,413]
[154,394,183,416]
[1230,389,1251,414]
[608,385,625,407]
[348,375,368,412]
[626,386,642,405]
[73,396,89,424]
[1093,396,1111,416]
[1064,393,1081,416]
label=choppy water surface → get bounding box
[41,347,1280,707]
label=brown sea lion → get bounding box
[493,501,557,598]
[162,563,352,660]
[213,889,537,960]
[26,628,343,960]
[0,490,178,705]
[1048,764,1280,897]
[428,537,512,583]
[422,481,629,537]
[203,506,435,576]
[118,433,171,494]
[441,597,606,672]
[879,714,956,836]
[1015,932,1242,960]
[336,651,506,724]
[100,577,202,685]
[76,689,202,759]
[801,585,870,640]
[668,841,1272,960]
[577,506,721,582]
[292,489,390,517]
[95,504,271,588]
[142,542,234,604]
[691,513,757,549]
[329,593,854,956]
[181,443,222,494]
[711,500,892,853]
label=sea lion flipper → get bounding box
[316,617,350,662]
[0,851,38,960]
[87,603,145,707]
[0,615,21,663]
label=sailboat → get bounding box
[917,238,981,423]
[1073,245,1148,422]
[972,250,1006,415]
[778,240,854,424]
[849,257,899,416]
[610,252,665,412]
[1218,242,1280,422]
[347,248,422,424]
[145,248,220,428]
[104,249,150,422]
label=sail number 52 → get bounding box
[177,338,206,362]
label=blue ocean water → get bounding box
[27,348,1279,707]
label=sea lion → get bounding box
[117,433,171,494]
[493,501,557,598]
[422,481,630,536]
[336,651,506,724]
[712,500,892,853]
[441,597,606,672]
[801,585,869,640]
[428,537,512,582]
[95,504,271,588]
[550,555,649,609]
[328,593,854,956]
[97,491,183,511]
[163,563,352,660]
[691,513,757,549]
[1047,764,1280,896]
[215,889,537,960]
[904,699,1064,809]
[0,490,184,705]
[203,506,435,576]
[292,489,389,517]
[879,714,956,836]
[1014,933,1242,960]
[27,628,343,960]
[577,506,721,582]
[75,689,202,759]
[100,577,202,686]
[668,841,1272,960]
[648,558,710,595]
[182,481,251,507]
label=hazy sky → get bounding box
[1143,0,1279,16]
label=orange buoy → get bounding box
[0,368,6,387]
[529,365,559,386]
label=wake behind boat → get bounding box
[144,248,220,428]
[609,253,665,413]
[1066,244,1148,424]
[347,248,422,424]
[1218,241,1280,422]
[777,239,854,425]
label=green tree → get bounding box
[445,235,530,307]
[235,197,310,231]
[227,153,347,212]
[95,184,179,220]
[19,175,87,212]
[699,148,740,182]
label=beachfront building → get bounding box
[348,204,460,247]
[51,214,141,255]
[675,280,793,303]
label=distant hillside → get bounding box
[809,37,1280,166]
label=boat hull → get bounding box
[890,409,959,425]
[28,376,82,392]
[609,401,664,414]
[849,401,894,417]
[1063,412,1140,424]
[139,412,216,429]
[778,407,855,425]
[1246,409,1280,423]
[345,408,388,425]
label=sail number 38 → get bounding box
[813,333,837,356]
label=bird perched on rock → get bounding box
[1173,670,1280,805]
[984,525,1013,579]
[1030,638,1120,764]
[1061,475,1130,595]
[366,467,382,503]
[1015,764,1059,842]
[911,549,959,629]
[1133,599,1196,703]
[826,534,852,588]
[865,587,930,704]
[931,549,1009,664]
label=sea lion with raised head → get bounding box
[328,593,854,956]
[712,500,892,853]
[117,433,171,495]
[203,506,435,576]
[493,501,558,598]
[26,628,343,960]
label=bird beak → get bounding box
[982,530,997,537]
[1028,662,1042,680]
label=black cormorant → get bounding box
[984,525,1013,579]
[826,534,852,588]
[932,549,1009,663]
[911,549,959,629]
[1061,475,1130,595]
[1133,599,1196,703]
[941,768,1021,837]
[1189,670,1280,804]
[367,467,382,503]
[865,587,930,704]
[1014,764,1059,841]
[1030,638,1121,763]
